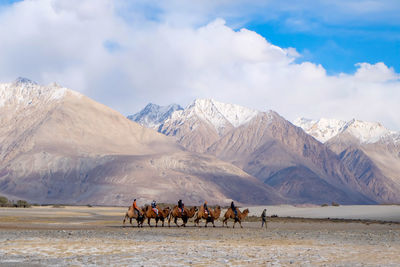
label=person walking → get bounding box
[261,208,267,228]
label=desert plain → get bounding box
[0,205,400,266]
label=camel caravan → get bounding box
[123,199,256,228]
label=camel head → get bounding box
[242,208,250,217]
[187,206,198,217]
[163,206,170,214]
[213,205,221,219]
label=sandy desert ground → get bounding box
[1,205,400,266]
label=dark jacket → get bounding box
[261,210,267,220]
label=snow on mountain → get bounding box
[167,99,260,135]
[294,118,347,143]
[131,99,261,136]
[128,103,183,129]
[0,77,69,108]
[295,117,400,144]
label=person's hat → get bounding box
[134,199,136,201]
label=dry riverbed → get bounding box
[1,206,400,266]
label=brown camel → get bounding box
[194,205,221,227]
[144,205,170,227]
[168,206,198,227]
[122,205,146,227]
[223,208,249,228]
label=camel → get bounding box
[194,205,221,227]
[168,206,198,227]
[223,208,249,228]
[144,205,170,227]
[122,205,146,227]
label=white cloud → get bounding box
[0,0,400,130]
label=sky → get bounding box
[0,0,400,130]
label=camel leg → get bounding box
[161,218,165,227]
[223,219,228,228]
[122,215,127,227]
[239,220,243,228]
[148,218,152,228]
[174,217,179,227]
[212,219,216,228]
[233,220,236,228]
[181,217,187,227]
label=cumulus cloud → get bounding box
[0,0,399,130]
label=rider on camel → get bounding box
[204,201,210,217]
[231,201,238,219]
[151,200,159,216]
[178,199,184,215]
[132,199,141,216]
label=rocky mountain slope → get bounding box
[131,101,383,204]
[158,99,260,153]
[207,112,373,204]
[295,117,400,203]
[0,79,284,205]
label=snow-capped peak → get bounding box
[294,118,347,143]
[295,117,399,144]
[128,103,183,129]
[0,78,68,108]
[343,119,396,143]
[185,99,260,129]
[13,77,37,85]
[130,99,261,135]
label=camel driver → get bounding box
[231,201,238,219]
[132,199,141,216]
[203,201,210,217]
[261,208,267,228]
[151,200,159,216]
[178,199,184,215]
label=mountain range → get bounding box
[0,78,282,205]
[294,118,400,204]
[130,99,400,204]
[1,78,399,205]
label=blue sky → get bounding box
[0,0,21,5]
[0,0,399,130]
[247,22,400,75]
